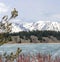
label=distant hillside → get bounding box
[0,30,60,45]
[9,30,60,43]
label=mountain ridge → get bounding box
[12,21,60,32]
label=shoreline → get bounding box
[4,43,60,44]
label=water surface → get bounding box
[0,43,60,57]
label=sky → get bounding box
[0,0,60,22]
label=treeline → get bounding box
[9,30,60,40]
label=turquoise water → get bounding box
[0,43,60,57]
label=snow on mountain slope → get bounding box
[11,21,60,32]
[12,24,23,32]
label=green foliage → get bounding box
[10,30,60,40]
[0,30,60,45]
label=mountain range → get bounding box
[12,21,60,32]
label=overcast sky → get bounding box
[0,0,60,22]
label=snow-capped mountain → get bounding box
[11,21,60,32]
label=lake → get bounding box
[0,43,60,57]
